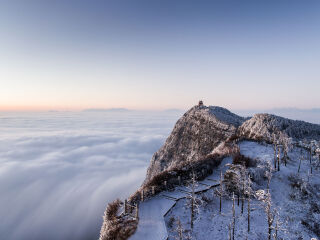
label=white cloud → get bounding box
[0,111,180,240]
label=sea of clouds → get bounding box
[0,111,182,240]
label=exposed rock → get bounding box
[238,113,320,142]
[144,105,245,183]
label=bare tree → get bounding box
[241,180,245,214]
[274,217,279,240]
[265,161,273,190]
[228,223,232,240]
[172,218,193,240]
[190,172,196,229]
[232,192,236,240]
[298,149,303,173]
[309,144,312,165]
[277,145,281,171]
[266,192,275,240]
[215,171,225,214]
[246,175,253,233]
[273,134,277,170]
[173,217,183,240]
[272,213,287,240]
[256,190,276,240]
[247,194,251,233]
[316,149,320,170]
[307,170,312,182]
[279,132,292,166]
[185,171,202,230]
[240,165,250,214]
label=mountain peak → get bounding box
[144,105,242,183]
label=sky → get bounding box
[1,0,320,111]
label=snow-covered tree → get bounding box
[298,149,303,173]
[246,175,253,233]
[277,145,281,171]
[173,217,183,240]
[224,164,246,197]
[231,192,236,240]
[279,132,292,166]
[185,171,202,230]
[265,161,273,190]
[273,134,278,170]
[256,190,276,240]
[171,217,193,240]
[215,171,225,214]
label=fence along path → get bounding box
[129,157,232,240]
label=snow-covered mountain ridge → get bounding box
[238,113,320,143]
[145,104,320,185]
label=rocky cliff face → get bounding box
[144,105,245,183]
[238,113,320,142]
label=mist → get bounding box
[0,111,181,240]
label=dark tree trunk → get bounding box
[191,198,194,229]
[268,225,272,240]
[247,197,250,233]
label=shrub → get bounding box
[232,153,256,168]
[168,216,175,228]
[106,199,121,221]
[223,164,245,195]
[228,134,239,142]
[100,199,138,240]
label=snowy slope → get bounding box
[165,141,320,240]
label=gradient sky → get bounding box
[1,0,319,110]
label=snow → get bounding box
[208,106,245,127]
[164,141,320,240]
[129,196,175,240]
[130,157,232,240]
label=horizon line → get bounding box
[1,105,320,112]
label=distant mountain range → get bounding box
[83,108,131,112]
[82,108,185,113]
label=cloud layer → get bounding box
[0,111,180,240]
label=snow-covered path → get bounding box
[129,157,232,240]
[129,196,175,240]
